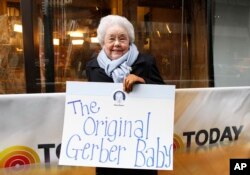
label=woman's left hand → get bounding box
[123,74,145,93]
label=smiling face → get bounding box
[103,25,130,60]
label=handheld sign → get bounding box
[59,81,175,170]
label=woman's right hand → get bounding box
[123,74,145,93]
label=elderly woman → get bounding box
[86,15,163,175]
[86,15,164,93]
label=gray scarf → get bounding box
[97,43,139,83]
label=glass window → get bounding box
[2,0,249,94]
[37,0,104,92]
[0,0,26,94]
[36,0,209,92]
[213,0,250,87]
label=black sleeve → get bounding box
[85,59,94,81]
[143,55,165,85]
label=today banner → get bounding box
[0,85,249,175]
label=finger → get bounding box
[127,81,134,93]
[123,77,126,90]
[125,77,130,87]
[123,77,129,92]
[124,81,131,93]
[123,83,128,92]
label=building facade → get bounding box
[0,0,249,94]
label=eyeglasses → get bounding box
[105,35,129,44]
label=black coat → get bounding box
[86,53,164,85]
[85,53,162,175]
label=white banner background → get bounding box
[0,86,249,175]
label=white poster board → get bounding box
[59,82,175,170]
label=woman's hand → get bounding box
[123,74,145,93]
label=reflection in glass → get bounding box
[0,0,26,94]
[36,0,210,92]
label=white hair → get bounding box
[97,15,135,46]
